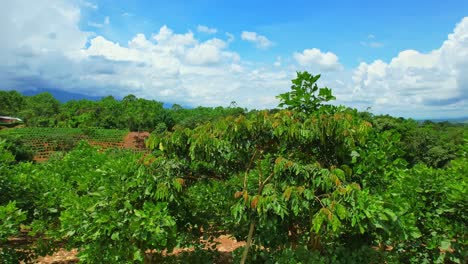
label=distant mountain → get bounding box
[21,88,103,102]
[420,117,468,124]
[20,88,184,109]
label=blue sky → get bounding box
[1,0,467,118]
[82,0,467,65]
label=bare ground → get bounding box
[34,235,245,263]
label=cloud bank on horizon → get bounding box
[0,0,467,119]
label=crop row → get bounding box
[0,128,128,143]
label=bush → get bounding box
[0,136,34,162]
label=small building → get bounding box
[0,116,23,126]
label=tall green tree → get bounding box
[21,92,60,127]
[277,71,336,114]
[0,90,26,116]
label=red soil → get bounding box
[122,131,150,149]
[35,235,245,263]
[32,131,150,161]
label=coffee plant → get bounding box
[0,72,466,263]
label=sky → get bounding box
[1,0,467,119]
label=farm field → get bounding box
[0,128,148,161]
[1,72,467,263]
[2,0,468,262]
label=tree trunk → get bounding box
[240,220,256,264]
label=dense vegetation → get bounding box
[0,128,129,161]
[0,91,245,131]
[0,72,466,263]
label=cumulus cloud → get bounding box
[294,48,342,71]
[0,0,466,118]
[197,25,217,34]
[0,1,89,57]
[344,17,468,118]
[0,1,289,108]
[241,31,273,49]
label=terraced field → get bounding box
[0,128,149,161]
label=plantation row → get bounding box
[0,128,130,160]
[0,127,128,142]
[0,72,466,263]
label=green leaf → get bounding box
[335,204,347,220]
[331,215,341,232]
[383,208,397,222]
[440,240,451,251]
[410,230,422,239]
[111,232,120,240]
[312,213,325,234]
[133,250,143,261]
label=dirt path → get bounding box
[36,235,245,263]
[122,131,150,149]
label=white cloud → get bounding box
[0,0,466,118]
[0,1,286,108]
[345,17,468,118]
[82,1,98,9]
[88,22,103,28]
[185,39,226,65]
[294,48,342,71]
[152,25,197,48]
[0,0,89,55]
[241,31,273,49]
[88,16,110,28]
[197,25,217,34]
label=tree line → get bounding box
[0,81,464,169]
[0,91,245,131]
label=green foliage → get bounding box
[0,201,30,263]
[23,143,179,262]
[0,90,26,116]
[0,140,19,207]
[402,124,462,168]
[169,105,245,129]
[0,128,128,158]
[351,130,407,192]
[232,244,391,264]
[386,155,467,263]
[0,201,26,242]
[1,73,466,263]
[20,92,60,127]
[2,91,245,132]
[147,107,406,261]
[370,115,465,168]
[0,139,15,164]
[0,135,34,162]
[277,71,336,114]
